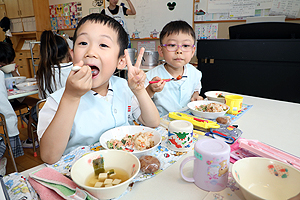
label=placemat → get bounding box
[161,104,253,127]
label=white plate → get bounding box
[187,100,229,119]
[204,91,232,104]
[16,81,38,91]
[100,126,161,158]
[15,76,26,84]
[26,78,36,82]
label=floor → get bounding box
[4,95,44,175]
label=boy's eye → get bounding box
[182,44,192,48]
[168,44,176,47]
[78,41,87,45]
[100,43,109,48]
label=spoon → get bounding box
[149,75,187,84]
[71,65,97,75]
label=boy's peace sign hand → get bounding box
[125,47,146,94]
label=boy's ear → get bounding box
[117,55,126,69]
[70,49,74,59]
[158,45,164,57]
[192,45,196,56]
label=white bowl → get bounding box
[26,78,36,82]
[0,63,15,73]
[204,91,232,104]
[100,125,161,158]
[16,81,38,91]
[71,150,140,199]
[15,76,26,84]
[187,100,229,119]
[232,157,300,200]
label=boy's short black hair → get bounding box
[73,13,128,58]
[0,42,15,65]
[159,20,196,45]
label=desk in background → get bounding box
[7,89,38,100]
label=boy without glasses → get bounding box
[37,14,160,164]
[146,20,203,117]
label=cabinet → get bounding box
[4,0,34,19]
[4,0,51,78]
[0,4,6,42]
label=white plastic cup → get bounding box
[5,78,15,90]
[180,138,230,192]
[167,120,193,152]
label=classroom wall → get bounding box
[49,0,97,17]
[49,0,300,63]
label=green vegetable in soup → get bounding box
[93,157,105,176]
[107,169,115,175]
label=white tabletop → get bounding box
[20,94,300,200]
[7,89,38,100]
[120,94,300,200]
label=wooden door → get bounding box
[3,0,19,19]
[18,0,34,17]
[0,4,6,42]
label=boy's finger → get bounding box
[135,47,145,69]
[124,49,133,68]
[71,60,84,72]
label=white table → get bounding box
[120,94,300,200]
[7,89,38,100]
[20,94,300,200]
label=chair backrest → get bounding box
[35,99,46,119]
[0,113,8,135]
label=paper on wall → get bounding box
[229,0,256,17]
[195,23,218,39]
[270,0,300,18]
[21,40,36,50]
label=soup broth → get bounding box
[85,167,130,188]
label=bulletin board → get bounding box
[194,0,300,39]
[118,0,194,39]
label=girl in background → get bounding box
[37,30,73,99]
[22,30,73,148]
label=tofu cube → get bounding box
[98,173,107,181]
[94,182,103,188]
[112,179,122,185]
[105,184,113,187]
[104,178,113,185]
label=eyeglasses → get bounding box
[161,44,195,52]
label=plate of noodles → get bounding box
[187,100,229,119]
[100,126,162,158]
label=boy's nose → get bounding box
[84,48,98,59]
[176,51,183,54]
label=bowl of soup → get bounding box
[71,150,140,199]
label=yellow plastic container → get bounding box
[225,95,243,115]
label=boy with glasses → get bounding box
[145,20,203,117]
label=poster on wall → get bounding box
[50,1,81,30]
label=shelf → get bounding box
[12,31,37,36]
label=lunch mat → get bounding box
[44,126,245,199]
[2,125,247,200]
[161,103,253,127]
